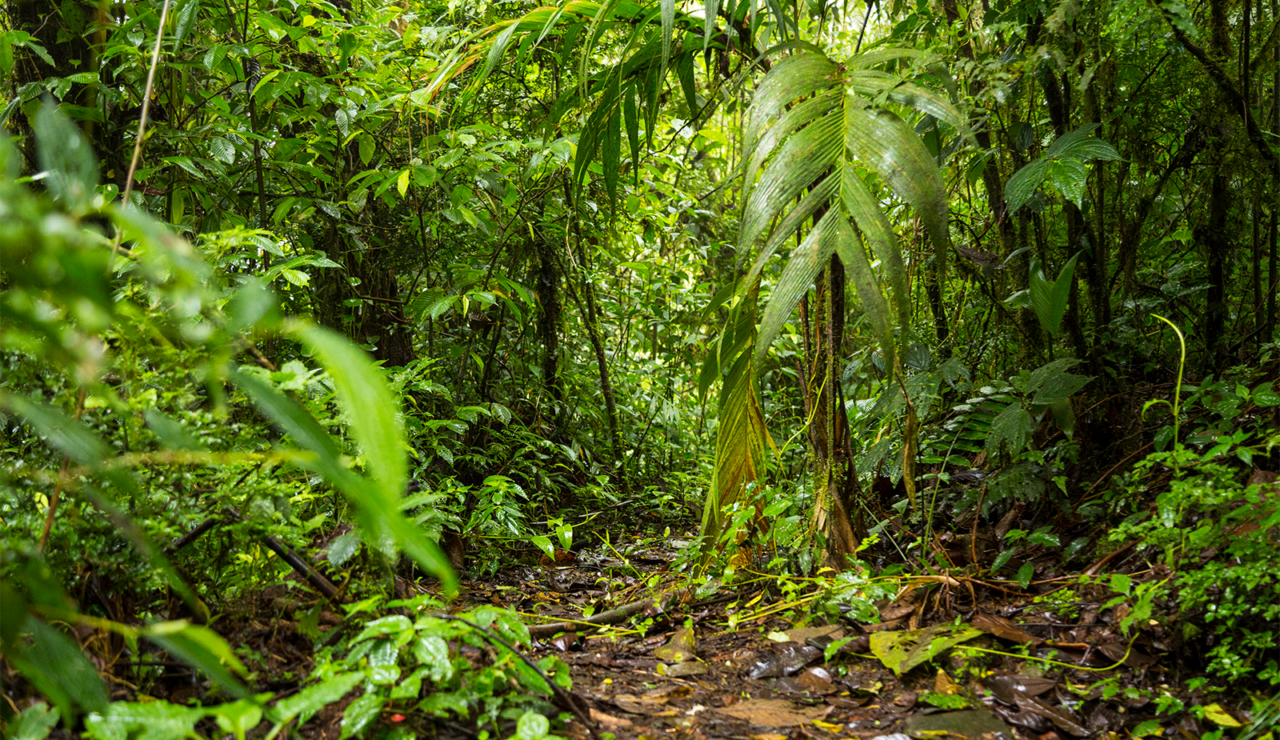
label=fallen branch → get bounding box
[527,592,676,638]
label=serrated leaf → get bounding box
[986,402,1033,458]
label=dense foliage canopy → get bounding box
[3,0,1280,734]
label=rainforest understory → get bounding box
[3,0,1280,736]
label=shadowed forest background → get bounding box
[3,0,1280,736]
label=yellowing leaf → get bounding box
[1202,704,1241,727]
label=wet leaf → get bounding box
[712,699,831,727]
[982,675,1057,705]
[1202,704,1242,728]
[869,623,982,676]
[653,626,696,662]
[658,661,708,677]
[1014,694,1089,736]
[972,613,1039,644]
[903,710,1014,739]
[748,645,822,679]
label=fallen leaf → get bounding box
[1201,704,1241,728]
[1014,695,1089,737]
[972,612,1039,644]
[747,645,822,679]
[935,669,961,694]
[982,675,1058,705]
[660,661,708,677]
[783,624,844,643]
[654,626,696,663]
[903,710,1014,739]
[712,699,832,727]
[590,708,633,728]
[870,624,983,676]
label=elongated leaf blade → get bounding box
[830,213,896,372]
[840,164,908,330]
[755,210,841,363]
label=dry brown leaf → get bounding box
[589,708,634,729]
[712,699,832,727]
[972,612,1040,644]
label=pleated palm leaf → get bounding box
[701,47,963,552]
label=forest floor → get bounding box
[184,524,1200,740]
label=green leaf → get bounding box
[144,621,252,700]
[412,634,453,682]
[1029,254,1079,337]
[1005,159,1048,213]
[991,549,1015,570]
[7,702,59,740]
[868,624,982,676]
[212,699,263,737]
[144,410,208,451]
[290,323,406,503]
[272,673,364,725]
[1016,562,1035,589]
[34,99,98,209]
[339,693,385,739]
[8,617,109,721]
[209,137,235,165]
[531,535,555,558]
[83,701,206,740]
[516,711,551,740]
[1046,124,1121,161]
[173,0,200,51]
[986,402,1033,457]
[236,355,456,592]
[1046,158,1089,207]
[329,531,360,567]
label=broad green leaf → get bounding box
[7,702,59,740]
[272,673,364,725]
[868,624,982,676]
[290,323,406,501]
[986,402,1033,457]
[1016,562,1035,589]
[83,701,205,740]
[1028,254,1079,337]
[212,699,263,738]
[1032,373,1091,406]
[229,366,457,592]
[412,635,453,682]
[9,617,108,720]
[34,99,98,209]
[144,410,208,451]
[1046,158,1089,207]
[531,535,555,558]
[339,693,384,739]
[144,621,252,700]
[1046,124,1121,161]
[173,0,200,51]
[1004,159,1048,213]
[516,711,551,740]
